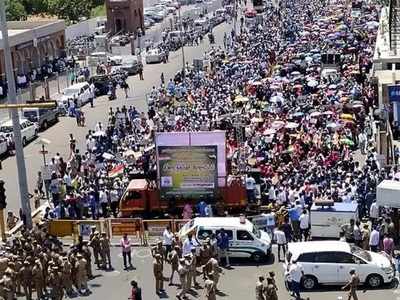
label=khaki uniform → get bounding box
[89,234,101,267]
[32,263,45,300]
[99,236,112,269]
[168,250,179,284]
[199,246,212,266]
[187,254,198,288]
[0,259,9,278]
[20,264,33,300]
[2,275,15,300]
[75,257,88,291]
[153,259,163,292]
[48,270,64,300]
[204,278,216,300]
[256,281,265,300]
[82,247,92,278]
[152,246,166,264]
[344,274,360,300]
[62,259,74,294]
[177,263,188,298]
[264,283,277,300]
[205,258,221,289]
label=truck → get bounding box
[119,178,247,217]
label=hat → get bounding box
[349,268,356,274]
[76,253,83,258]
[155,254,162,259]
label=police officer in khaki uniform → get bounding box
[204,273,216,300]
[48,266,64,300]
[152,241,166,265]
[62,256,74,296]
[20,260,33,300]
[81,245,93,279]
[204,257,222,291]
[153,254,164,294]
[342,269,360,300]
[99,232,112,270]
[32,259,45,300]
[188,248,199,288]
[168,245,180,285]
[75,253,89,294]
[89,231,101,268]
[256,276,265,300]
[2,269,15,300]
[177,258,188,300]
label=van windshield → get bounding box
[252,225,261,239]
[351,245,372,262]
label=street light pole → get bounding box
[178,6,186,76]
[0,0,32,229]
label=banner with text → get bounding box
[158,145,218,198]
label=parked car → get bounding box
[0,118,38,146]
[284,241,395,290]
[22,107,59,130]
[145,48,165,64]
[0,134,8,156]
[108,55,123,66]
[59,82,91,112]
[119,56,143,75]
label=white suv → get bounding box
[284,241,395,290]
[0,118,38,146]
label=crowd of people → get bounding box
[0,223,109,300]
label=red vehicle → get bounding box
[119,178,247,218]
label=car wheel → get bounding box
[366,274,383,288]
[42,120,48,129]
[251,251,265,263]
[301,275,318,290]
[22,137,27,146]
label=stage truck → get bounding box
[119,131,247,217]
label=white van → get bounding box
[284,241,395,290]
[0,118,38,146]
[59,82,91,111]
[310,202,359,239]
[179,217,271,262]
[194,18,209,33]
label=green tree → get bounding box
[48,0,92,23]
[21,0,49,15]
[6,0,27,21]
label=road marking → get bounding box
[134,248,153,259]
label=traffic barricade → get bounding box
[48,220,75,237]
[108,218,143,245]
[141,219,174,246]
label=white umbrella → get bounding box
[285,122,299,129]
[263,128,276,135]
[307,79,319,88]
[328,84,337,89]
[271,120,285,129]
[270,95,285,103]
[322,111,334,115]
[327,122,341,129]
[102,153,115,160]
[310,111,322,118]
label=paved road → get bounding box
[0,15,232,216]
[19,246,396,300]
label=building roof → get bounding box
[0,20,65,49]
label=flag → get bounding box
[109,164,124,178]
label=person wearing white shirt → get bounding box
[182,233,197,256]
[245,175,256,203]
[369,201,379,223]
[369,227,380,252]
[265,209,276,237]
[288,260,304,299]
[99,189,109,218]
[274,226,287,262]
[299,209,310,241]
[162,226,174,258]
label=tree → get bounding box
[6,0,27,21]
[21,0,49,15]
[48,0,92,23]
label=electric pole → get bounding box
[0,0,32,229]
